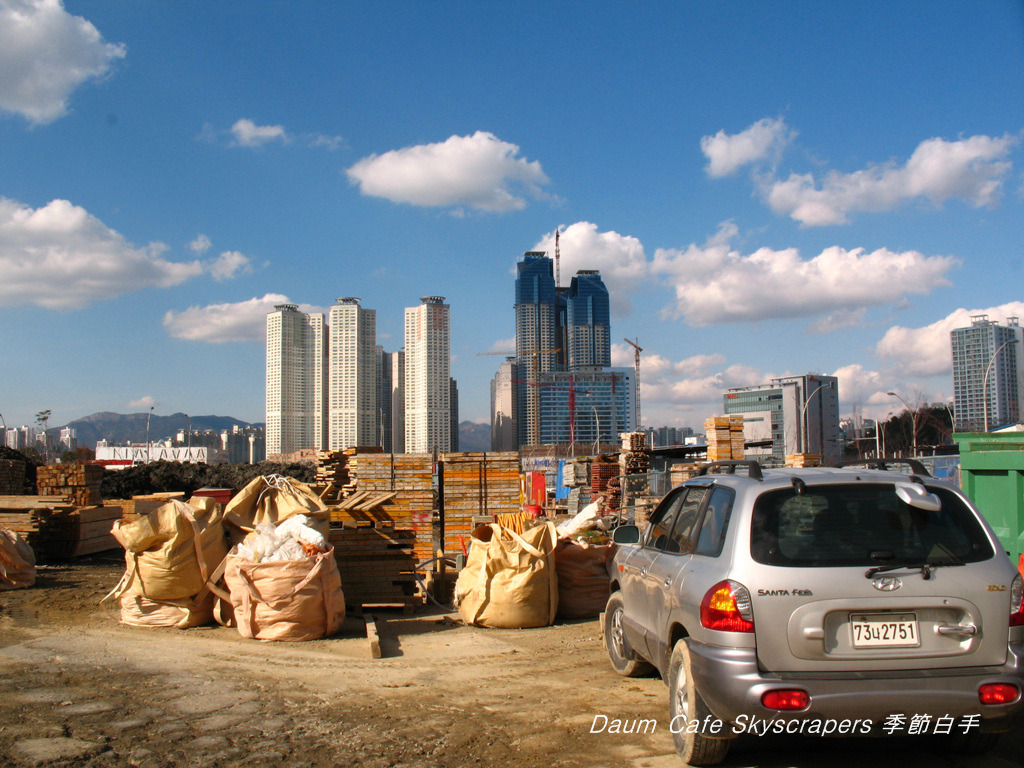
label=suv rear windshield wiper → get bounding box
[865,560,965,580]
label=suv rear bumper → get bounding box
[688,639,1024,733]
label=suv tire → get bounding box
[668,640,731,766]
[603,592,654,677]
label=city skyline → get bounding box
[1,2,1022,432]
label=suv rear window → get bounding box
[750,483,994,567]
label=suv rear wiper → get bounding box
[865,561,965,580]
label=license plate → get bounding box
[850,613,919,648]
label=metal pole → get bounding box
[983,339,1019,432]
[800,381,832,455]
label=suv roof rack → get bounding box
[837,459,931,477]
[695,460,763,481]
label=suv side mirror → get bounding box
[612,524,641,544]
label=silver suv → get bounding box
[603,460,1024,765]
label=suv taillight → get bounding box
[701,579,754,632]
[1010,574,1024,627]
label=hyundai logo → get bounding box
[872,576,903,591]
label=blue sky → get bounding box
[1,0,1023,433]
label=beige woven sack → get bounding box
[222,547,345,641]
[0,528,36,590]
[223,476,329,546]
[118,592,216,629]
[554,539,615,619]
[455,522,559,629]
[110,498,227,602]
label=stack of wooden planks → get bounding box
[36,464,104,506]
[441,452,520,556]
[705,415,745,461]
[314,450,350,501]
[786,453,820,468]
[0,496,121,560]
[328,525,420,610]
[342,453,436,562]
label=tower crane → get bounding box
[623,337,643,430]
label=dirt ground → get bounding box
[1,556,1023,768]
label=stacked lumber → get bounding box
[786,453,820,468]
[619,431,650,475]
[36,464,104,506]
[345,453,435,562]
[705,416,744,461]
[441,452,520,556]
[0,459,26,495]
[0,496,121,560]
[72,505,123,557]
[329,525,420,609]
[315,450,349,501]
[670,462,703,486]
[591,456,620,515]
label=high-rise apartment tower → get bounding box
[265,304,327,455]
[404,296,452,453]
[951,315,1023,431]
[328,298,378,450]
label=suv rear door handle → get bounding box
[936,624,977,637]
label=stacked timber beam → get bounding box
[328,526,419,610]
[705,416,745,461]
[326,451,433,609]
[0,496,121,560]
[315,450,350,502]
[440,452,520,556]
[786,453,820,467]
[591,455,620,515]
[36,464,104,506]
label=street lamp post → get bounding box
[800,381,833,456]
[983,339,1019,432]
[591,405,601,455]
[146,406,154,464]
[887,391,916,458]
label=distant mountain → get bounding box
[458,421,491,452]
[65,412,257,449]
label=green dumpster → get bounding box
[953,432,1024,567]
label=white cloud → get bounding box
[163,294,330,344]
[700,117,795,177]
[532,222,648,317]
[765,133,1017,226]
[231,118,289,147]
[0,197,204,309]
[347,131,550,212]
[0,0,125,124]
[875,302,1024,378]
[208,250,251,281]
[127,396,156,411]
[651,223,957,327]
[189,234,212,254]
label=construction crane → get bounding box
[623,337,643,430]
[554,227,561,288]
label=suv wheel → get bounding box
[603,592,653,677]
[668,640,731,766]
